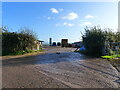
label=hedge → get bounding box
[2,32,36,56]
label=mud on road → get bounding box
[2,46,120,88]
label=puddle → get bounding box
[35,52,85,64]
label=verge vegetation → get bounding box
[2,27,43,56]
[78,26,120,71]
[80,26,120,57]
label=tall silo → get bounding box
[49,38,52,46]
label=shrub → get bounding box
[82,26,120,57]
[82,26,106,57]
[2,27,37,56]
[14,50,27,55]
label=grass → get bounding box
[101,54,120,72]
[3,48,44,56]
[101,54,120,59]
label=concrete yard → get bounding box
[2,46,120,88]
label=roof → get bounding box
[37,40,44,42]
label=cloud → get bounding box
[85,15,97,19]
[61,12,78,20]
[55,22,74,27]
[63,22,74,27]
[79,22,92,26]
[50,8,59,14]
[85,15,94,19]
[59,8,63,11]
[47,17,51,20]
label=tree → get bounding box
[17,27,38,50]
[83,26,106,57]
[116,32,120,42]
[2,26,9,32]
[18,27,38,40]
[104,29,116,42]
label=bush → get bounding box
[82,26,106,57]
[2,32,20,55]
[14,50,27,55]
[25,48,34,53]
[2,27,37,56]
[82,26,120,57]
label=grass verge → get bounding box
[3,48,44,56]
[101,54,120,72]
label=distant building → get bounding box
[33,40,44,50]
[72,41,83,48]
[61,39,68,47]
[57,42,61,46]
[52,42,56,46]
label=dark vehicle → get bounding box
[68,44,72,47]
[52,42,56,46]
[57,42,61,46]
[72,41,83,48]
[61,39,68,47]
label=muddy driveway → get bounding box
[2,46,120,88]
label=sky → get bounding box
[2,2,118,44]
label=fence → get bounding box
[104,42,120,55]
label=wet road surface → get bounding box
[2,46,120,88]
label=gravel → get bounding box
[2,46,120,88]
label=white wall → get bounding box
[118,1,120,32]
